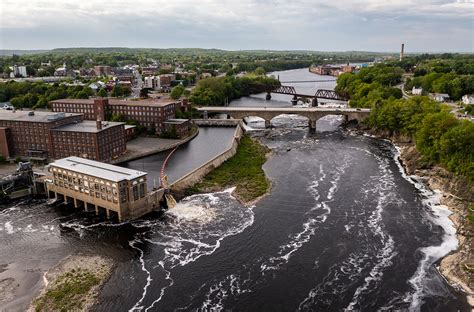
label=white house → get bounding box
[429,93,450,102]
[462,94,474,105]
[89,81,106,91]
[412,86,423,95]
[143,76,161,90]
[9,65,27,78]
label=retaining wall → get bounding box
[171,123,244,191]
[193,119,241,127]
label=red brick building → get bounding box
[0,110,127,162]
[0,110,83,160]
[50,98,183,134]
[51,120,127,162]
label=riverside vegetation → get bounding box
[336,62,474,182]
[185,135,270,203]
[32,255,112,312]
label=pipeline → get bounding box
[160,147,179,208]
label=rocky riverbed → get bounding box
[397,144,474,307]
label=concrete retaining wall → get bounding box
[193,119,241,127]
[171,124,243,191]
[111,128,199,165]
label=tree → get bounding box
[254,67,266,75]
[97,88,108,97]
[170,84,185,99]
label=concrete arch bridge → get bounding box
[197,107,371,130]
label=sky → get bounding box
[0,0,473,52]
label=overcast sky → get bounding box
[0,0,473,52]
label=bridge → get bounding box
[264,85,348,106]
[279,80,336,83]
[197,106,370,130]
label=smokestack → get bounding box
[400,43,405,61]
[96,118,102,130]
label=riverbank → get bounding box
[111,126,198,165]
[29,255,113,312]
[361,128,474,306]
[184,134,271,204]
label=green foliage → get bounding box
[0,154,5,163]
[110,85,130,97]
[254,67,266,75]
[0,81,94,108]
[336,65,403,108]
[189,75,280,106]
[186,135,269,202]
[34,269,100,312]
[97,88,108,97]
[338,63,474,182]
[170,84,185,99]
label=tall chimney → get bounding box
[400,43,405,61]
[96,118,102,130]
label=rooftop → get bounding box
[50,97,179,107]
[51,120,125,133]
[50,156,146,182]
[0,110,81,123]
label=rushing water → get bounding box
[0,69,469,311]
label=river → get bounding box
[0,68,469,311]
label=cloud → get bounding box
[0,0,472,51]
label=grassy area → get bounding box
[185,135,270,203]
[468,204,474,224]
[34,269,101,312]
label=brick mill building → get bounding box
[50,98,183,134]
[0,110,128,162]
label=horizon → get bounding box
[1,46,473,55]
[1,0,473,52]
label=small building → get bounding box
[94,66,112,76]
[124,125,136,141]
[89,81,106,92]
[462,94,474,105]
[47,156,163,222]
[159,74,176,88]
[412,87,423,95]
[9,65,27,78]
[162,119,191,139]
[144,76,161,90]
[429,93,450,102]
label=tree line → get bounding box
[336,64,474,182]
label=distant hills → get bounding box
[0,47,395,56]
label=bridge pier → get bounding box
[266,93,271,100]
[311,98,318,107]
[264,119,271,128]
[308,119,317,131]
[291,95,298,105]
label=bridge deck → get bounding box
[197,107,370,113]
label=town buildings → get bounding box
[9,65,27,78]
[47,156,163,221]
[163,119,192,139]
[144,76,161,90]
[0,110,128,162]
[412,87,423,95]
[429,93,450,102]
[50,97,184,134]
[462,94,474,105]
[94,65,112,76]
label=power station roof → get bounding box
[50,156,146,182]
